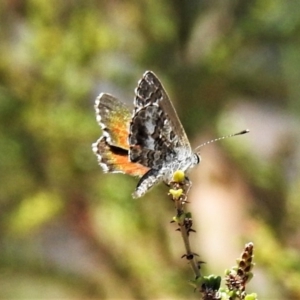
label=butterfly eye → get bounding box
[195,154,201,164]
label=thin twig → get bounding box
[169,171,201,279]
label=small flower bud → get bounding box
[169,188,183,199]
[172,170,185,183]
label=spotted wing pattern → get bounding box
[92,72,199,199]
[129,71,198,198]
[129,71,192,168]
[92,93,149,176]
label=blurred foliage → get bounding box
[1,0,300,299]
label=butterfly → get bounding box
[92,71,200,198]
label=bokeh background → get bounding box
[1,1,300,299]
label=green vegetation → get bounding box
[1,1,300,299]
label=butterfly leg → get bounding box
[184,176,192,195]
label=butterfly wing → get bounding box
[92,93,149,176]
[129,71,192,169]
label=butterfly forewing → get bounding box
[95,93,131,147]
[93,71,201,198]
[129,71,192,169]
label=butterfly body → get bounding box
[92,71,200,198]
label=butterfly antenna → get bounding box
[194,129,249,154]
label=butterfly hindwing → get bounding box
[93,71,200,198]
[93,136,149,176]
[93,93,149,177]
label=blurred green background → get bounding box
[1,1,300,299]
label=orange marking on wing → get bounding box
[109,152,149,176]
[108,117,130,150]
[95,94,148,176]
[95,137,149,177]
